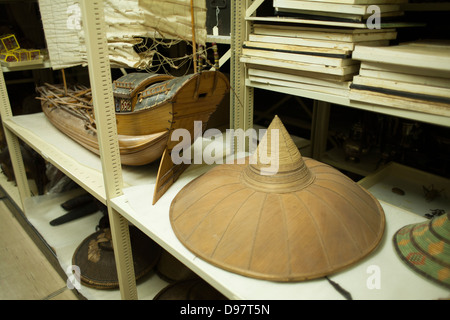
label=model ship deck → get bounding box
[38,71,229,167]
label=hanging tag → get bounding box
[213,26,219,36]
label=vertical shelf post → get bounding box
[79,0,137,300]
[0,69,31,210]
[231,0,255,152]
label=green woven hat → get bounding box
[393,212,450,289]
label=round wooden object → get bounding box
[72,226,161,289]
[156,250,197,282]
[170,116,385,281]
[154,278,227,300]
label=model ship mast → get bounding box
[190,0,198,73]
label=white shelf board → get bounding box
[246,80,450,127]
[206,34,231,44]
[110,164,450,300]
[3,113,160,205]
[246,16,426,29]
[359,162,450,218]
[246,16,367,28]
[247,78,349,105]
[1,60,52,73]
[3,111,449,299]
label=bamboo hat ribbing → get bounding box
[170,116,385,281]
[393,212,450,289]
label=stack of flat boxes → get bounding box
[242,0,404,98]
[350,41,450,117]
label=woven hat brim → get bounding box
[170,158,385,281]
[393,214,450,289]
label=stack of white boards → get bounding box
[273,0,407,24]
[349,41,450,117]
[241,23,397,97]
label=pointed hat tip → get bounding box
[264,115,287,135]
[254,115,304,169]
[270,114,281,126]
[244,115,315,192]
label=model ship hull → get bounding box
[38,71,229,166]
[41,103,169,166]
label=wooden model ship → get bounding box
[38,70,229,202]
[37,0,230,203]
[38,70,228,165]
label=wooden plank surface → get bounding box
[353,75,450,98]
[273,0,400,14]
[242,58,356,81]
[244,41,351,57]
[249,74,350,96]
[274,8,403,21]
[249,68,352,89]
[353,43,450,72]
[242,48,357,67]
[241,55,360,76]
[253,24,397,43]
[359,67,450,88]
[254,23,395,34]
[272,0,407,4]
[349,88,450,117]
[249,34,359,50]
[247,16,423,29]
[361,61,450,79]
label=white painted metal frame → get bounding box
[0,0,138,299]
[78,0,137,300]
[230,0,256,152]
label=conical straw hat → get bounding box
[393,212,450,289]
[170,116,385,281]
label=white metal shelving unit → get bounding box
[223,0,450,299]
[2,113,449,300]
[231,0,450,172]
[0,0,138,300]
